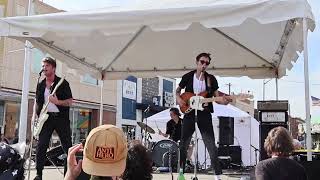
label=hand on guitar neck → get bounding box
[216,95,233,105]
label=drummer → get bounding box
[159,107,182,143]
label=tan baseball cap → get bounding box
[82,125,128,177]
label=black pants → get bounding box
[180,110,222,175]
[36,113,72,175]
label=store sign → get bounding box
[152,96,160,106]
[123,80,136,100]
[164,92,174,107]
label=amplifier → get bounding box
[257,100,288,111]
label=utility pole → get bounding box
[263,79,272,100]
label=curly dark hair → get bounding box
[264,126,294,157]
[121,144,153,180]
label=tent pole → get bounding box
[18,0,33,144]
[275,78,279,100]
[99,75,104,125]
[263,80,265,100]
[303,18,312,161]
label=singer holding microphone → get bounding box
[175,53,231,179]
[34,57,73,180]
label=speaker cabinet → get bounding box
[218,145,242,166]
[218,117,234,145]
[259,123,288,161]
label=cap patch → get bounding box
[94,146,115,161]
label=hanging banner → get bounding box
[123,80,137,100]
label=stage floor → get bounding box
[28,167,254,180]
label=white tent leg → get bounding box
[303,18,312,161]
[99,80,104,125]
[18,40,32,144]
[275,78,279,100]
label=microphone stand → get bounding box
[27,71,42,180]
[192,72,202,180]
[251,144,259,165]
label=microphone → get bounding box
[144,105,150,113]
[39,69,44,76]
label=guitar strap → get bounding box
[206,75,212,97]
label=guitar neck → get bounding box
[201,96,224,103]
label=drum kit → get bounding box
[136,121,180,172]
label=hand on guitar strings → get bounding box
[49,94,59,105]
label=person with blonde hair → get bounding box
[255,126,307,180]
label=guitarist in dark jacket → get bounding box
[176,53,231,179]
[34,57,73,180]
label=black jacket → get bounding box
[178,70,219,113]
[36,75,72,117]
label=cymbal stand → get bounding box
[143,105,150,147]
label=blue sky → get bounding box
[43,0,319,119]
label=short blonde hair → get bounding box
[264,126,294,157]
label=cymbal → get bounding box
[137,122,155,134]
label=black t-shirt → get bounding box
[179,70,219,113]
[255,157,307,180]
[166,119,182,142]
[36,75,73,118]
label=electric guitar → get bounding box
[179,91,253,114]
[34,76,65,138]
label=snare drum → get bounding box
[151,139,179,170]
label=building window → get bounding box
[80,74,99,86]
[32,48,44,74]
[122,125,136,141]
[15,4,26,16]
[70,108,91,144]
[0,101,4,127]
[32,49,63,76]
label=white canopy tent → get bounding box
[146,104,260,166]
[0,0,315,159]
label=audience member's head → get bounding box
[65,125,128,180]
[121,143,153,180]
[264,126,294,157]
[0,142,25,179]
[83,125,128,177]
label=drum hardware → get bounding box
[140,105,154,147]
[152,139,179,172]
[137,121,155,148]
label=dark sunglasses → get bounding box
[199,60,210,66]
